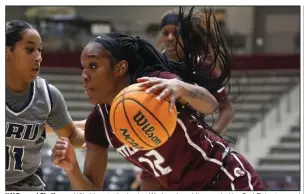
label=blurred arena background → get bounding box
[5,6,301,191]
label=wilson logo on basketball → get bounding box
[120,128,144,150]
[133,111,162,145]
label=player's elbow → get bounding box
[219,99,235,121]
[203,95,219,114]
[69,127,85,148]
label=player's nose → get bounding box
[82,69,90,82]
[34,53,42,64]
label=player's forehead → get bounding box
[81,42,114,65]
[81,42,104,58]
[162,24,179,32]
[18,29,42,47]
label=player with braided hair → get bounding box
[158,7,235,135]
[51,8,264,190]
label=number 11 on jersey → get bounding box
[6,145,24,171]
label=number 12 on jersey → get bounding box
[6,145,24,171]
[138,150,172,177]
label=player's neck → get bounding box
[109,76,130,105]
[6,74,30,93]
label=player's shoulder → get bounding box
[87,104,110,125]
[35,76,57,92]
[94,104,110,116]
[85,104,110,148]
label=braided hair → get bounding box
[91,33,174,83]
[167,7,235,142]
[167,7,232,94]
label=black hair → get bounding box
[169,7,236,143]
[169,7,232,94]
[6,20,34,51]
[91,33,172,83]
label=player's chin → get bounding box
[87,95,101,105]
[87,96,98,105]
[28,71,39,81]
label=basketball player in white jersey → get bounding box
[6,20,85,191]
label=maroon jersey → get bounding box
[85,71,234,190]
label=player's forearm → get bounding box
[69,127,85,148]
[65,163,100,190]
[179,82,219,114]
[213,99,235,134]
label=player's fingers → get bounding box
[137,79,162,88]
[52,143,68,153]
[52,155,65,163]
[157,88,172,101]
[146,84,166,94]
[60,137,71,143]
[136,77,151,82]
[51,154,65,165]
[52,149,67,159]
[55,139,69,147]
[169,95,177,112]
[139,81,159,88]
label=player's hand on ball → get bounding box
[137,77,182,111]
[51,137,77,172]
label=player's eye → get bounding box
[26,48,35,53]
[162,30,170,36]
[89,63,97,69]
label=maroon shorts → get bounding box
[205,152,265,191]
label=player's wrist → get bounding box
[65,162,80,174]
[175,80,188,98]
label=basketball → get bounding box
[109,83,177,150]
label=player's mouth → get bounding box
[164,43,179,54]
[84,86,94,96]
[32,67,40,72]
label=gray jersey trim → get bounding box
[42,79,51,114]
[6,81,36,116]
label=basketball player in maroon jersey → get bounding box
[51,8,264,191]
[157,9,235,134]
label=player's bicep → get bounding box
[83,142,108,189]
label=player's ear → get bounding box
[6,46,12,60]
[114,60,128,76]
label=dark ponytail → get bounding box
[6,20,34,51]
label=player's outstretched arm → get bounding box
[73,119,87,129]
[45,84,85,148]
[52,138,108,190]
[55,123,85,148]
[137,77,218,114]
[45,119,87,134]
